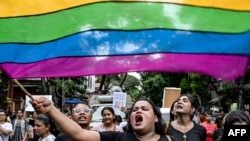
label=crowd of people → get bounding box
[1,94,250,141]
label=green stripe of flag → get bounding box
[1,2,250,43]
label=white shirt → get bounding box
[39,134,55,141]
[119,121,127,128]
[0,122,13,141]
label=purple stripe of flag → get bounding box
[0,53,249,81]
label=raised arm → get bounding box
[31,97,100,141]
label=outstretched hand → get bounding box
[30,97,53,114]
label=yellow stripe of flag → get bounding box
[1,0,250,17]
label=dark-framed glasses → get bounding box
[73,108,92,114]
[0,114,6,117]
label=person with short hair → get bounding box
[200,111,217,141]
[55,101,93,141]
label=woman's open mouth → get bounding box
[135,115,143,126]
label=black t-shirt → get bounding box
[167,122,206,141]
[100,131,170,141]
[55,133,71,141]
[212,128,223,141]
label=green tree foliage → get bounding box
[139,72,211,107]
[217,72,250,106]
[0,70,9,110]
[96,73,140,92]
[139,72,185,107]
[123,74,141,101]
[49,77,87,97]
[40,77,87,107]
[180,74,210,105]
[96,74,123,90]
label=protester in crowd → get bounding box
[192,110,201,124]
[199,110,206,123]
[167,94,206,141]
[31,97,172,141]
[91,106,123,132]
[10,111,16,122]
[244,109,250,117]
[119,110,130,132]
[25,111,39,141]
[163,100,177,134]
[55,101,93,141]
[120,107,128,114]
[31,112,39,141]
[169,100,178,122]
[200,111,217,141]
[218,109,250,141]
[33,114,55,141]
[115,115,123,126]
[27,126,34,141]
[212,114,227,141]
[224,109,250,125]
[62,105,69,116]
[11,109,29,141]
[214,109,225,128]
[6,111,11,123]
[118,106,129,128]
[0,109,13,141]
[66,111,72,119]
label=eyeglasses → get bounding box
[0,114,6,117]
[72,108,92,114]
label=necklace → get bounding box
[173,121,193,141]
[135,134,159,141]
[183,133,187,141]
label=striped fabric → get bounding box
[0,0,249,80]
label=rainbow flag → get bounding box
[0,0,250,80]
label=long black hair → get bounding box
[170,100,178,122]
[123,97,165,141]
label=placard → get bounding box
[162,87,181,108]
[113,92,127,111]
[25,95,52,111]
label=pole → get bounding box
[12,79,34,101]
